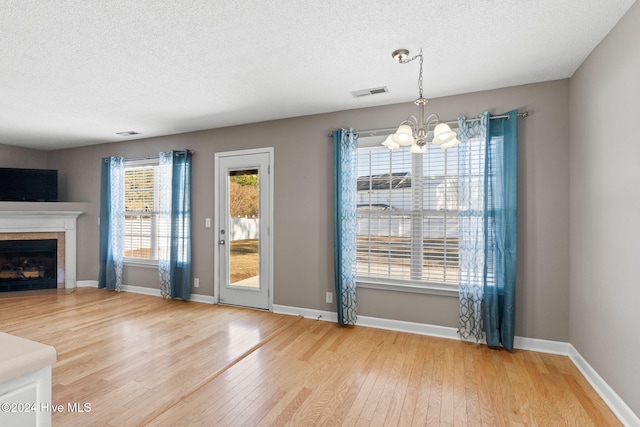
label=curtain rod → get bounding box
[328,111,529,138]
[113,149,193,162]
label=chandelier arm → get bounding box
[406,115,419,125]
[425,113,440,127]
[398,116,418,129]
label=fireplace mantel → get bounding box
[0,210,83,289]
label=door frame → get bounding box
[213,147,274,310]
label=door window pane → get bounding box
[228,169,260,288]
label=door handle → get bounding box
[219,239,225,245]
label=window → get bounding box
[356,136,459,291]
[124,160,160,264]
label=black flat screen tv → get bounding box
[0,168,58,201]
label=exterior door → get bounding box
[215,149,272,310]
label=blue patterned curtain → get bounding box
[98,156,124,291]
[158,150,192,300]
[457,114,489,342]
[457,111,518,350]
[333,129,358,325]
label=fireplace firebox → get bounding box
[0,239,57,292]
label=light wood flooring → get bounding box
[0,288,621,426]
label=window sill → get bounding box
[124,258,158,269]
[357,279,459,297]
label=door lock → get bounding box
[219,239,225,245]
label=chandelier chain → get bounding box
[417,50,423,99]
[397,49,424,99]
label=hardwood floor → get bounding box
[0,288,621,426]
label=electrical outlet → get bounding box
[326,292,333,304]
[194,278,199,288]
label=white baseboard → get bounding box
[120,284,215,304]
[76,281,214,304]
[76,280,98,288]
[273,304,566,348]
[273,305,337,322]
[568,345,640,427]
[356,314,459,340]
[513,335,571,355]
[272,304,637,425]
[120,284,161,297]
[188,293,215,304]
[273,305,459,340]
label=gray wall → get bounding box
[0,143,48,169]
[46,79,571,342]
[569,1,640,416]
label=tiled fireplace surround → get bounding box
[0,211,82,289]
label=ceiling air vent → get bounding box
[351,86,389,98]
[116,131,140,136]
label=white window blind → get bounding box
[356,141,459,288]
[124,162,159,261]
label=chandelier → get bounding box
[383,48,460,153]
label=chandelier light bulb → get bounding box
[433,123,457,145]
[382,134,400,150]
[440,137,461,149]
[410,144,428,154]
[392,125,415,146]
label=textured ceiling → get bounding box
[1,0,636,150]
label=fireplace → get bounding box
[0,239,57,292]
[0,210,82,289]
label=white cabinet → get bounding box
[0,332,56,427]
